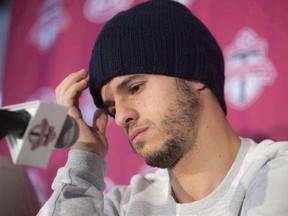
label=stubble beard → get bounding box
[140,79,201,168]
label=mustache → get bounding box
[126,119,155,136]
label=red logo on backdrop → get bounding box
[83,0,134,24]
[29,118,56,150]
[28,0,70,53]
[224,27,277,110]
[83,0,195,24]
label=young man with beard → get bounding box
[38,0,288,215]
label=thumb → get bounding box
[93,109,108,134]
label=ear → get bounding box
[185,80,206,91]
[195,82,206,91]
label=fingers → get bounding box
[93,109,108,134]
[55,69,89,107]
[57,69,88,93]
[72,109,109,158]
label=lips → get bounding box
[129,127,149,142]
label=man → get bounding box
[38,0,288,215]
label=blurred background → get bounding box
[0,0,287,215]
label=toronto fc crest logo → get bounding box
[83,0,134,24]
[224,27,277,110]
[28,0,70,53]
[29,118,56,150]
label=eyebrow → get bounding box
[116,74,146,92]
[101,74,146,113]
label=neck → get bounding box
[168,108,241,203]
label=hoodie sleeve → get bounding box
[37,149,107,216]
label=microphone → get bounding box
[0,110,31,139]
[1,101,79,167]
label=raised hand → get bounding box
[55,69,108,158]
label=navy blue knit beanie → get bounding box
[89,0,226,114]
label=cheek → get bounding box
[136,85,174,121]
[140,97,170,123]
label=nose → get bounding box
[114,102,138,128]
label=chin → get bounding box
[143,138,185,168]
[143,151,181,169]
